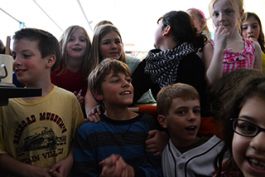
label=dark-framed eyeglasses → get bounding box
[232,118,265,137]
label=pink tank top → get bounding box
[223,39,255,74]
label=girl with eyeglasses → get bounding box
[215,77,265,177]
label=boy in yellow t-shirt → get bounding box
[0,28,84,177]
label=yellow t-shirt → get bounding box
[0,86,83,169]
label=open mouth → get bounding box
[14,68,26,73]
[120,91,132,95]
[72,48,82,52]
[185,125,197,131]
[248,158,265,170]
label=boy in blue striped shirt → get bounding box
[72,59,161,177]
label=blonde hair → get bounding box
[209,0,244,30]
[88,24,126,67]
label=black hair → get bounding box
[159,11,206,50]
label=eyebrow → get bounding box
[238,115,257,123]
[101,37,120,41]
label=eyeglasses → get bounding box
[232,118,265,137]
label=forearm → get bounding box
[49,152,73,177]
[84,89,98,117]
[0,153,39,177]
[254,42,262,71]
[202,42,214,70]
[206,49,224,85]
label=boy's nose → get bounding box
[13,59,21,69]
[13,56,21,64]
[122,81,130,87]
[187,111,199,121]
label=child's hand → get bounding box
[49,154,73,177]
[27,165,52,177]
[49,170,62,177]
[74,89,84,105]
[145,130,169,155]
[100,154,134,177]
[87,105,102,122]
[214,24,229,50]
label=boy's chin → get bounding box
[124,101,133,106]
[121,100,134,106]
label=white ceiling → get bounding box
[1,0,264,51]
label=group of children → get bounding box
[1,0,265,177]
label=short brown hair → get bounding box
[157,83,199,115]
[14,28,61,70]
[88,59,131,97]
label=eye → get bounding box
[114,39,122,45]
[12,52,16,59]
[69,37,75,42]
[241,25,248,30]
[251,24,258,29]
[101,40,111,45]
[126,77,131,83]
[175,108,188,116]
[110,77,120,83]
[79,37,86,42]
[212,11,219,18]
[193,108,201,115]
[224,9,234,15]
[236,120,258,135]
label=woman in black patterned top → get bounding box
[132,10,209,116]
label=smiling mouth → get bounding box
[15,69,26,73]
[72,48,82,51]
[248,158,265,170]
[120,91,132,95]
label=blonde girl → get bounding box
[207,0,262,85]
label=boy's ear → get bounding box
[157,114,167,128]
[46,55,56,68]
[93,91,103,102]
